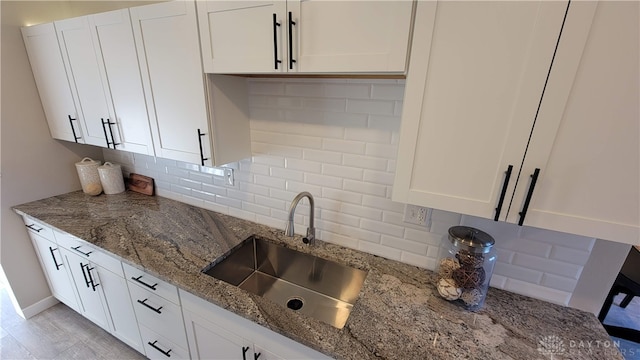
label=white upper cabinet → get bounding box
[89,10,155,155]
[131,0,251,166]
[394,1,567,219]
[197,0,414,74]
[54,10,155,155]
[21,23,84,143]
[393,1,639,245]
[505,2,639,244]
[55,16,114,148]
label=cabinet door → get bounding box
[289,0,414,73]
[30,233,80,312]
[393,1,568,220]
[197,1,287,73]
[183,309,251,360]
[89,9,155,156]
[55,17,113,148]
[98,267,144,353]
[508,2,640,244]
[130,0,211,164]
[61,248,111,332]
[21,23,83,143]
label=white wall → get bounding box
[0,1,104,316]
[104,78,607,307]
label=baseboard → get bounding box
[21,295,59,319]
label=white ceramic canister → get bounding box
[98,162,125,195]
[75,157,103,196]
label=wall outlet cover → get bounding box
[403,204,431,227]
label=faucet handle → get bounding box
[303,227,316,245]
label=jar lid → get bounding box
[75,157,100,166]
[448,226,495,254]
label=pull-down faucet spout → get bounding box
[285,192,315,245]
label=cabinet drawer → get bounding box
[123,262,179,305]
[54,231,123,276]
[129,284,188,349]
[140,325,190,360]
[21,216,55,241]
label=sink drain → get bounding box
[286,297,304,311]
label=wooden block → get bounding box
[127,173,154,196]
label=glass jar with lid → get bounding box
[435,225,496,310]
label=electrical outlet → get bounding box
[403,204,431,227]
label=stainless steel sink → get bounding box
[203,235,368,329]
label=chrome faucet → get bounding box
[285,191,315,245]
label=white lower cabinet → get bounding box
[180,290,331,360]
[55,232,143,353]
[125,265,190,358]
[24,218,333,359]
[23,217,80,313]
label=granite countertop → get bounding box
[14,191,621,360]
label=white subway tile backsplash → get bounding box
[401,252,436,269]
[304,173,343,189]
[361,219,405,238]
[285,158,322,173]
[346,98,395,115]
[364,143,398,159]
[361,195,405,213]
[494,263,543,284]
[255,175,286,189]
[343,154,387,171]
[104,78,596,307]
[343,180,386,197]
[512,253,584,280]
[324,83,371,99]
[321,164,364,180]
[541,273,579,293]
[344,127,392,144]
[270,167,304,182]
[549,246,591,266]
[363,170,395,186]
[303,149,342,164]
[255,195,286,211]
[504,279,571,306]
[358,242,402,261]
[302,98,346,112]
[371,84,405,100]
[380,235,428,255]
[339,203,382,221]
[321,188,362,205]
[201,183,227,197]
[320,209,361,227]
[286,180,322,196]
[321,139,366,155]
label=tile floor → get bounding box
[1,283,639,359]
[0,284,145,360]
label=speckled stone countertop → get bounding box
[14,191,621,360]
